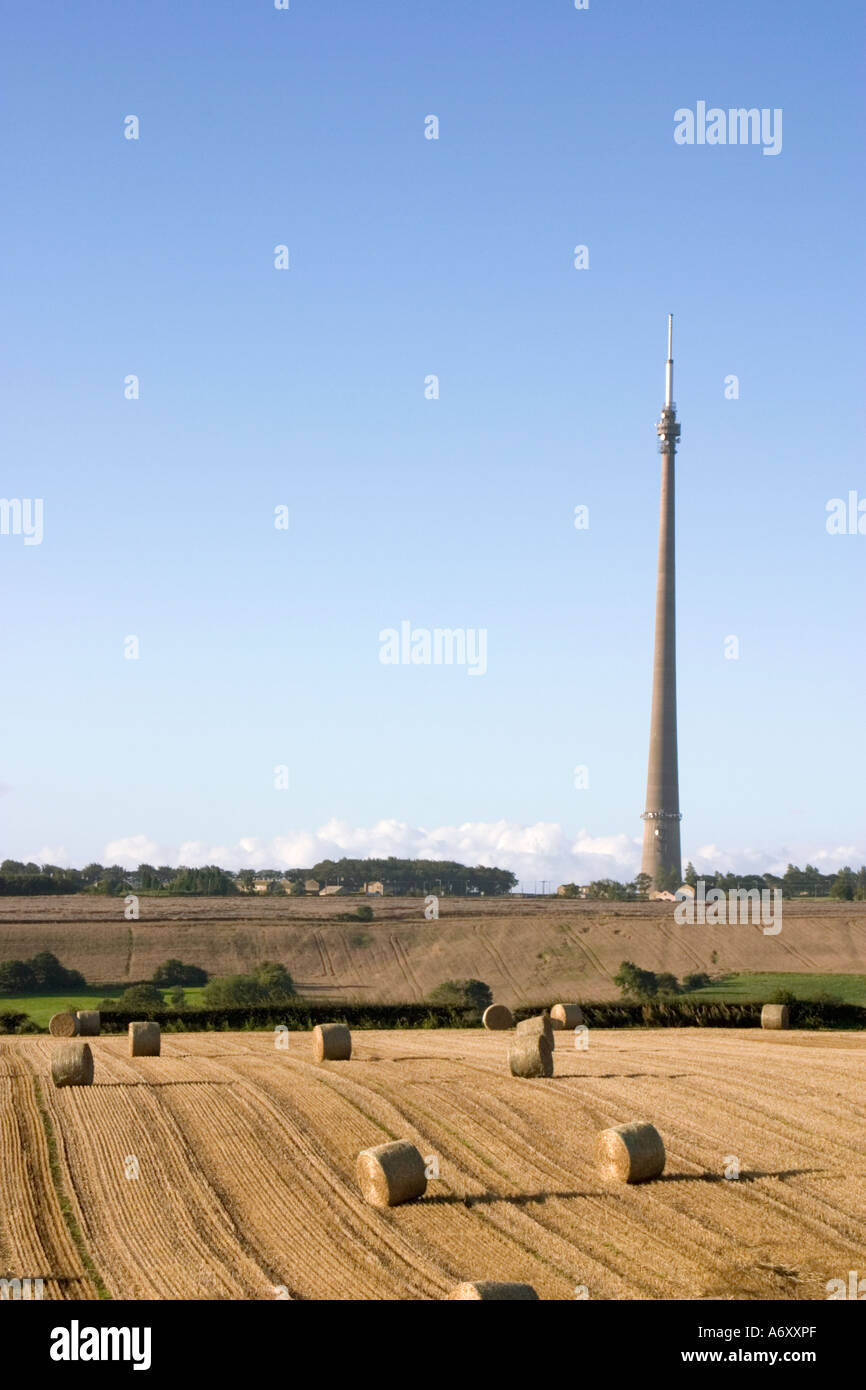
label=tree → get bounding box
[29,951,84,989]
[98,866,129,896]
[202,963,296,1008]
[249,962,295,998]
[586,879,631,901]
[613,961,658,1001]
[654,865,681,893]
[426,979,492,1011]
[683,972,710,992]
[655,972,680,995]
[116,983,164,1010]
[633,873,652,899]
[0,960,37,993]
[202,975,269,1007]
[783,863,807,897]
[237,870,256,894]
[151,959,208,987]
[169,865,237,896]
[136,863,161,891]
[308,857,516,896]
[288,880,306,896]
[167,986,186,1009]
[830,866,856,901]
[265,879,286,895]
[684,862,698,888]
[856,867,866,902]
[0,953,83,992]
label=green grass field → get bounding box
[3,974,866,1026]
[687,972,866,1006]
[0,987,208,1027]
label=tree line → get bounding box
[2,857,863,900]
[558,861,866,901]
[0,856,517,897]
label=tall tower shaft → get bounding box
[640,315,683,888]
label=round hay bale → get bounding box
[761,1003,790,1030]
[508,1033,553,1079]
[356,1140,427,1208]
[128,1021,161,1057]
[312,1022,351,1061]
[48,1012,79,1038]
[448,1281,539,1301]
[596,1121,665,1184]
[75,1010,101,1036]
[515,1013,553,1046]
[550,1003,583,1031]
[51,1042,93,1088]
[482,1004,513,1030]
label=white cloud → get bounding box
[103,834,161,867]
[689,843,866,877]
[95,823,866,884]
[30,844,74,867]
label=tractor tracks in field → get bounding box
[473,924,524,1000]
[389,935,423,1000]
[559,922,615,985]
[315,931,336,978]
[123,926,135,982]
[773,933,820,970]
[651,918,707,972]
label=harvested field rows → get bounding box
[0,1052,98,1299]
[1,1029,864,1300]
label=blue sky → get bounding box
[1,0,864,884]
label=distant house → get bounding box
[319,884,344,896]
[363,881,385,896]
[304,878,320,894]
[676,883,696,899]
[253,877,288,894]
[650,890,678,902]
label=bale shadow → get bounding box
[422,1168,828,1207]
[92,1079,234,1088]
[658,1167,826,1184]
[589,1072,693,1080]
[420,1190,590,1207]
[374,1055,462,1063]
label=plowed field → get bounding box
[2,1029,864,1300]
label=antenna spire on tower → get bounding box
[665,313,674,408]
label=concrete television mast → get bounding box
[640,315,683,889]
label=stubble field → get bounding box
[2,1026,864,1301]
